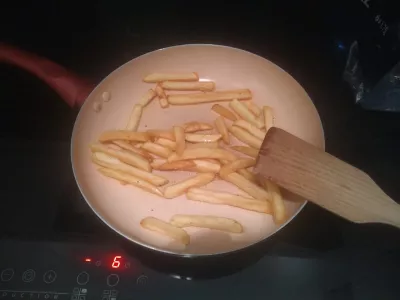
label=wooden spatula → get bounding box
[255,127,400,229]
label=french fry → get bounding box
[112,140,154,161]
[147,129,175,141]
[211,104,237,121]
[141,142,172,158]
[237,169,258,183]
[264,180,286,224]
[150,159,167,169]
[143,72,199,83]
[98,168,163,197]
[155,84,169,108]
[186,142,219,149]
[161,81,215,91]
[182,122,213,133]
[220,172,270,201]
[174,126,186,156]
[263,106,274,131]
[185,134,222,143]
[98,130,150,143]
[154,160,196,171]
[229,99,264,128]
[230,146,259,158]
[168,89,252,105]
[90,143,151,172]
[178,148,238,161]
[233,120,266,140]
[187,188,272,214]
[228,126,262,149]
[167,152,180,162]
[155,138,176,150]
[138,89,157,107]
[192,160,221,173]
[246,101,262,116]
[214,116,230,144]
[170,214,243,233]
[126,104,143,131]
[163,173,215,199]
[220,158,256,177]
[140,217,190,245]
[92,152,168,186]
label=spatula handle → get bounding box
[257,128,400,229]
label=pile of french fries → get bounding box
[90,72,286,246]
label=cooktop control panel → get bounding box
[0,239,156,300]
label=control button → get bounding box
[79,296,86,300]
[1,268,14,281]
[43,270,57,284]
[72,288,80,295]
[22,269,36,282]
[103,290,110,295]
[101,297,109,300]
[110,290,118,297]
[44,294,50,299]
[80,289,87,294]
[95,261,102,267]
[71,296,79,300]
[110,297,117,300]
[106,274,119,287]
[136,275,148,285]
[76,272,89,285]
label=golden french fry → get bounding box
[245,101,262,116]
[230,146,258,158]
[178,148,237,161]
[141,142,172,158]
[237,169,257,183]
[138,89,157,107]
[112,140,153,161]
[154,160,196,171]
[147,129,175,141]
[150,159,167,169]
[155,84,169,108]
[264,180,286,224]
[168,89,252,105]
[98,168,163,197]
[155,138,176,150]
[140,217,190,245]
[220,158,256,177]
[126,104,143,131]
[187,188,272,214]
[229,99,264,128]
[263,106,274,131]
[192,160,221,173]
[220,172,270,201]
[228,126,263,149]
[90,143,151,172]
[185,134,222,143]
[167,152,180,162]
[214,116,230,144]
[161,81,215,91]
[233,120,266,140]
[107,143,122,151]
[143,72,199,83]
[211,104,237,121]
[170,214,243,233]
[98,130,150,143]
[163,173,215,199]
[174,126,186,156]
[186,142,219,149]
[92,152,168,186]
[182,122,213,133]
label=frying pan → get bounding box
[0,43,324,275]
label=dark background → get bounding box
[1,0,400,298]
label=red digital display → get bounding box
[111,256,122,269]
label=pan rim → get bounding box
[71,43,325,257]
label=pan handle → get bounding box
[0,43,93,107]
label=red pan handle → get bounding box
[0,43,93,107]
